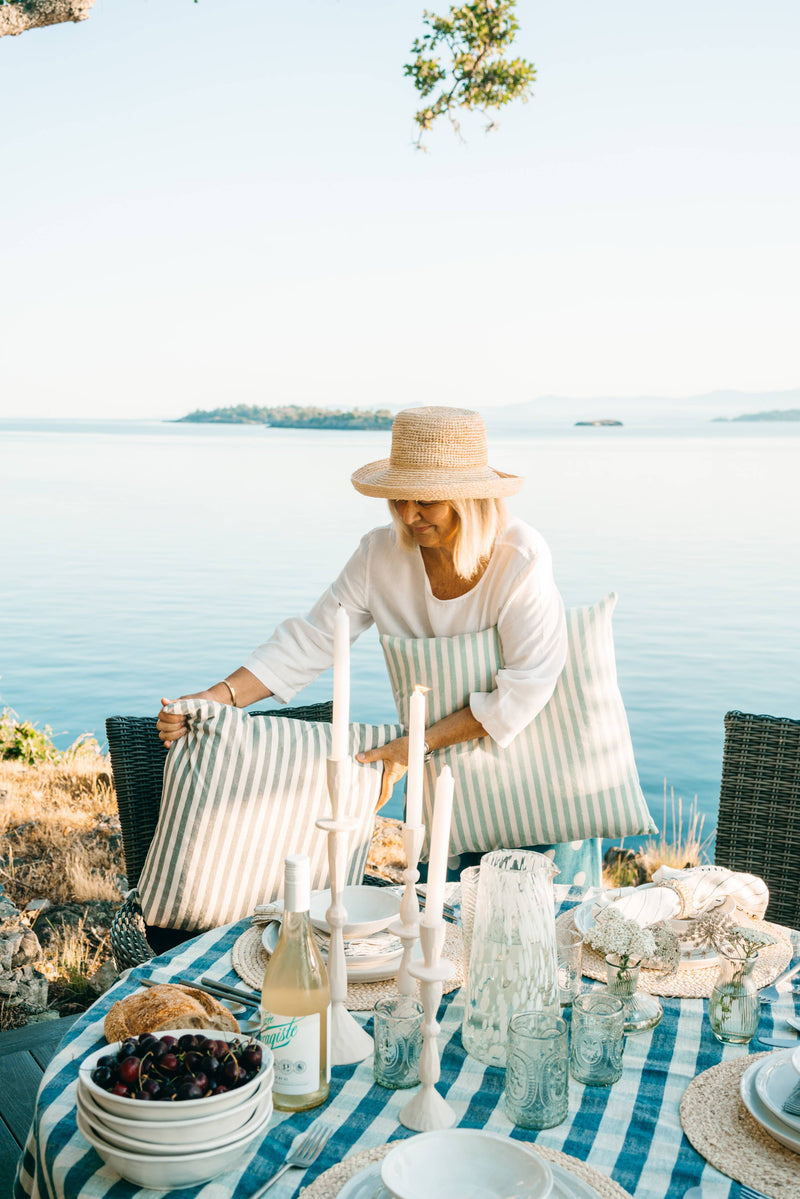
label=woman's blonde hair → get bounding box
[389,497,507,580]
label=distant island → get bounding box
[574,419,623,427]
[177,404,394,430]
[712,409,800,422]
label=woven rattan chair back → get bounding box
[714,709,800,929]
[105,701,333,970]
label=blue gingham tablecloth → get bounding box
[14,886,800,1199]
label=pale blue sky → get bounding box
[2,0,798,418]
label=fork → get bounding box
[740,1185,773,1199]
[782,1077,800,1116]
[250,1121,334,1196]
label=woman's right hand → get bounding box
[156,691,216,747]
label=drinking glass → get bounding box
[569,992,624,1086]
[504,1012,569,1129]
[373,996,424,1089]
[557,927,583,1007]
[459,864,481,982]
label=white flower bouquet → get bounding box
[689,911,776,961]
[583,908,681,976]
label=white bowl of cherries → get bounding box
[78,1028,273,1124]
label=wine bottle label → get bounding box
[260,1009,330,1094]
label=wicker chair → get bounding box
[106,701,334,971]
[714,709,800,929]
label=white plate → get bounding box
[338,1157,599,1199]
[572,885,718,970]
[740,1056,800,1155]
[754,1050,800,1134]
[310,887,402,937]
[261,921,414,983]
[338,1161,389,1199]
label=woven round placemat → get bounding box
[299,1140,631,1199]
[680,1052,800,1197]
[556,909,793,999]
[233,924,464,1010]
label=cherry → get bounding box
[118,1057,142,1087]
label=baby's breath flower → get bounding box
[583,908,681,976]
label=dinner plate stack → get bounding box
[739,1047,800,1155]
[75,1028,274,1188]
[263,885,410,984]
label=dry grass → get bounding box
[0,754,121,902]
[639,783,714,875]
[603,782,714,888]
[0,751,123,1028]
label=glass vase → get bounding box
[604,954,663,1034]
[708,951,759,1045]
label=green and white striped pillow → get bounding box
[138,700,402,932]
[381,593,655,857]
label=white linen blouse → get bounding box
[244,518,567,748]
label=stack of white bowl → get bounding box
[76,1028,274,1189]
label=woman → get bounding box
[157,405,567,820]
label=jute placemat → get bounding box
[233,924,464,1011]
[299,1140,631,1199]
[556,909,793,999]
[680,1052,800,1197]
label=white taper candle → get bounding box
[423,766,454,927]
[331,605,350,761]
[405,684,427,828]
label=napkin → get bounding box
[251,903,402,959]
[651,864,769,920]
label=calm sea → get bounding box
[2,418,798,844]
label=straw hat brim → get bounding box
[351,458,523,500]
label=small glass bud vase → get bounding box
[604,954,663,1035]
[708,950,759,1045]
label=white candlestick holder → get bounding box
[399,919,456,1131]
[390,823,425,997]
[316,756,373,1065]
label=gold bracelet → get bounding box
[220,678,237,707]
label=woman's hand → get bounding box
[356,737,410,810]
[157,670,273,746]
[156,691,217,746]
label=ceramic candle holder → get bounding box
[399,919,456,1131]
[316,755,373,1066]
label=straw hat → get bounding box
[350,406,523,500]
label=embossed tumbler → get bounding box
[373,996,424,1089]
[505,1012,569,1129]
[569,992,624,1087]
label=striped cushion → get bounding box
[381,593,655,857]
[138,700,402,932]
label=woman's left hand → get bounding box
[356,737,409,810]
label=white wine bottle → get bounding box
[260,854,331,1111]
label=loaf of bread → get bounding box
[104,983,241,1043]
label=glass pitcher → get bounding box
[461,849,560,1067]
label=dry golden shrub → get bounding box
[0,755,122,908]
